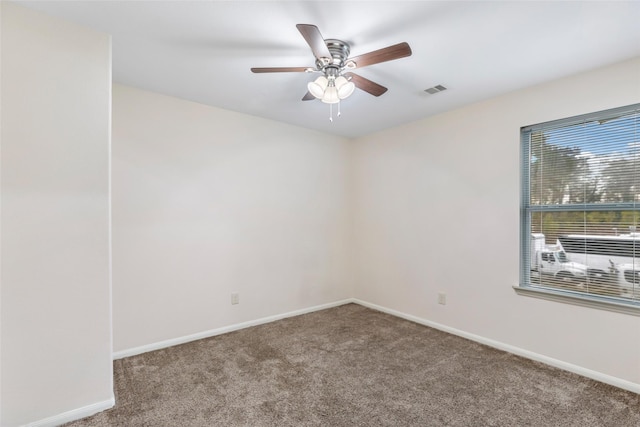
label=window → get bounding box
[519,104,640,313]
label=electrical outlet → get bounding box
[231,292,239,305]
[438,292,446,305]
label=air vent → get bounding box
[424,84,447,95]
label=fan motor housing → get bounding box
[317,39,350,69]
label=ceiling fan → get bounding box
[251,24,412,119]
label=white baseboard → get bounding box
[352,298,640,395]
[113,299,355,360]
[24,396,115,427]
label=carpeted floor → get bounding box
[64,303,640,426]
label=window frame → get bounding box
[516,104,640,316]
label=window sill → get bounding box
[513,285,640,316]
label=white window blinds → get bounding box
[521,104,640,307]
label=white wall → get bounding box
[352,57,640,386]
[112,84,353,353]
[0,3,113,426]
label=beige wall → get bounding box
[0,3,113,426]
[111,84,353,353]
[352,57,640,387]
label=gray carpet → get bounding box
[64,304,640,426]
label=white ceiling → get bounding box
[16,1,640,138]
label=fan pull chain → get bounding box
[328,102,343,122]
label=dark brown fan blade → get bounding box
[348,42,412,69]
[302,91,315,101]
[296,24,331,60]
[251,67,309,73]
[344,72,388,97]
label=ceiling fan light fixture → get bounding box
[308,76,328,99]
[321,85,340,104]
[335,76,355,99]
[252,24,413,121]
